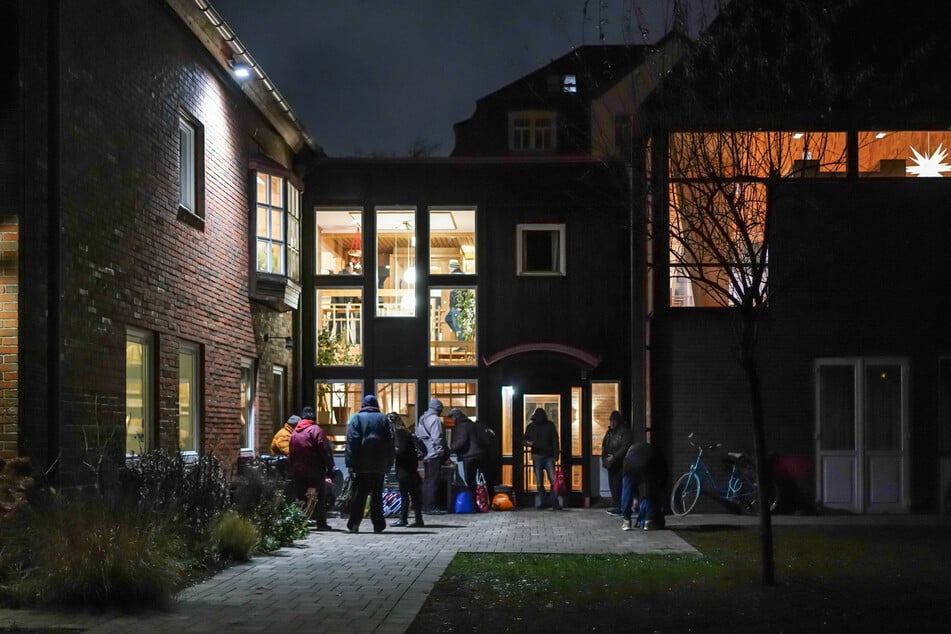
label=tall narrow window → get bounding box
[272,366,286,430]
[376,208,417,317]
[126,328,153,456]
[179,118,195,212]
[179,342,201,454]
[240,359,256,453]
[256,172,301,281]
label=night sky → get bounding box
[213,0,718,157]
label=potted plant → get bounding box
[316,327,357,422]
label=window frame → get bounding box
[125,327,154,457]
[178,112,204,218]
[178,341,201,456]
[255,171,301,283]
[516,223,566,277]
[240,358,257,455]
[508,111,557,151]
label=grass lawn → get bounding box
[407,524,951,633]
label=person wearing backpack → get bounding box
[345,395,394,533]
[448,408,486,501]
[388,412,424,528]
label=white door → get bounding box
[815,358,909,513]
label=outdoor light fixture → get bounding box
[263,334,294,349]
[228,57,252,81]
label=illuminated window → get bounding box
[315,208,363,275]
[240,359,256,453]
[509,111,556,151]
[563,74,577,93]
[178,116,201,215]
[376,208,417,317]
[315,381,363,429]
[517,224,566,276]
[179,342,201,454]
[428,207,475,274]
[429,287,476,366]
[255,172,301,282]
[316,288,362,366]
[126,328,153,456]
[858,131,951,178]
[375,381,418,423]
[430,381,478,452]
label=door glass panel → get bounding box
[819,365,855,451]
[865,364,902,451]
[523,394,559,490]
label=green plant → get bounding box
[212,511,259,562]
[253,497,310,553]
[453,289,476,341]
[317,326,358,409]
[3,497,186,609]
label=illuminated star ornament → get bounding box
[906,143,951,177]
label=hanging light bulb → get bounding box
[403,266,416,285]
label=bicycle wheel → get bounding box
[736,477,779,515]
[670,472,701,516]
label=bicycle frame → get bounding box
[671,433,768,516]
[685,446,746,503]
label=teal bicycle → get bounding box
[670,433,778,516]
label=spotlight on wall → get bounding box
[263,334,294,349]
[228,57,252,81]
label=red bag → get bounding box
[475,470,490,513]
[554,467,567,495]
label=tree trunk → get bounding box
[740,310,776,586]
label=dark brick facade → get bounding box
[13,0,305,486]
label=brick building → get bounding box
[6,0,317,487]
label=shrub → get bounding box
[212,511,259,562]
[253,496,310,553]
[3,497,186,609]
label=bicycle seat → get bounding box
[724,451,748,465]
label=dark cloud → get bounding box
[213,0,715,156]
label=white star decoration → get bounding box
[906,143,950,177]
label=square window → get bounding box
[516,224,566,276]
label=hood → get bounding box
[428,398,444,413]
[294,419,317,431]
[530,407,548,423]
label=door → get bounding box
[815,358,909,513]
[521,393,560,498]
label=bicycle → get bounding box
[670,433,779,516]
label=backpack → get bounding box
[414,435,428,459]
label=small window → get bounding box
[508,111,556,152]
[179,342,201,454]
[517,224,566,276]
[126,327,154,456]
[563,74,577,93]
[178,113,204,217]
[240,359,256,454]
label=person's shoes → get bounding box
[347,524,359,534]
[621,519,632,531]
[606,508,623,517]
[313,523,332,532]
[373,525,386,534]
[643,520,662,531]
[409,519,424,527]
[391,519,409,527]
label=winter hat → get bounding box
[301,406,316,420]
[447,407,465,421]
[362,394,380,409]
[286,415,302,427]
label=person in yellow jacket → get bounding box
[270,414,301,456]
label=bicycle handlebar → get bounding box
[687,433,722,451]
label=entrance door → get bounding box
[815,358,909,513]
[522,394,560,499]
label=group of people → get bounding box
[600,410,668,531]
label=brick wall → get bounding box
[0,216,16,459]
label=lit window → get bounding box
[240,359,256,453]
[428,207,475,274]
[179,342,201,454]
[316,288,363,366]
[563,74,577,93]
[858,130,951,178]
[509,111,556,151]
[430,287,477,366]
[376,208,417,317]
[374,381,418,422]
[126,327,153,456]
[430,381,478,451]
[516,224,566,276]
[255,172,301,281]
[315,381,363,427]
[315,208,363,275]
[178,114,204,217]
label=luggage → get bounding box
[454,490,473,514]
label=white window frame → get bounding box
[179,117,196,212]
[508,111,556,151]
[516,223,566,276]
[179,341,201,456]
[255,172,301,282]
[240,358,257,455]
[126,327,153,457]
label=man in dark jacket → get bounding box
[523,407,561,510]
[388,412,424,528]
[601,410,632,516]
[448,408,486,501]
[288,406,334,531]
[345,395,394,533]
[620,441,668,531]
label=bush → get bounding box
[253,496,310,553]
[212,511,259,562]
[2,497,186,609]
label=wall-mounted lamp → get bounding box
[228,57,252,81]
[263,334,294,350]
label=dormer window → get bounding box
[508,111,556,152]
[250,164,302,311]
[562,74,577,93]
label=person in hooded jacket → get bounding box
[388,412,424,527]
[288,407,334,531]
[448,408,486,501]
[270,414,301,456]
[416,398,447,514]
[600,410,632,516]
[523,407,561,510]
[620,440,668,531]
[345,395,394,533]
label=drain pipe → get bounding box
[46,0,62,481]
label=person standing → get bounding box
[416,398,447,514]
[388,412,424,528]
[269,414,301,456]
[345,395,394,533]
[287,407,334,531]
[523,407,561,510]
[448,408,487,500]
[600,410,632,517]
[620,441,669,531]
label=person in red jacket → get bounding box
[288,406,334,531]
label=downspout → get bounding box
[46,0,61,480]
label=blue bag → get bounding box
[454,490,473,514]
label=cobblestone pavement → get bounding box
[0,507,694,633]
